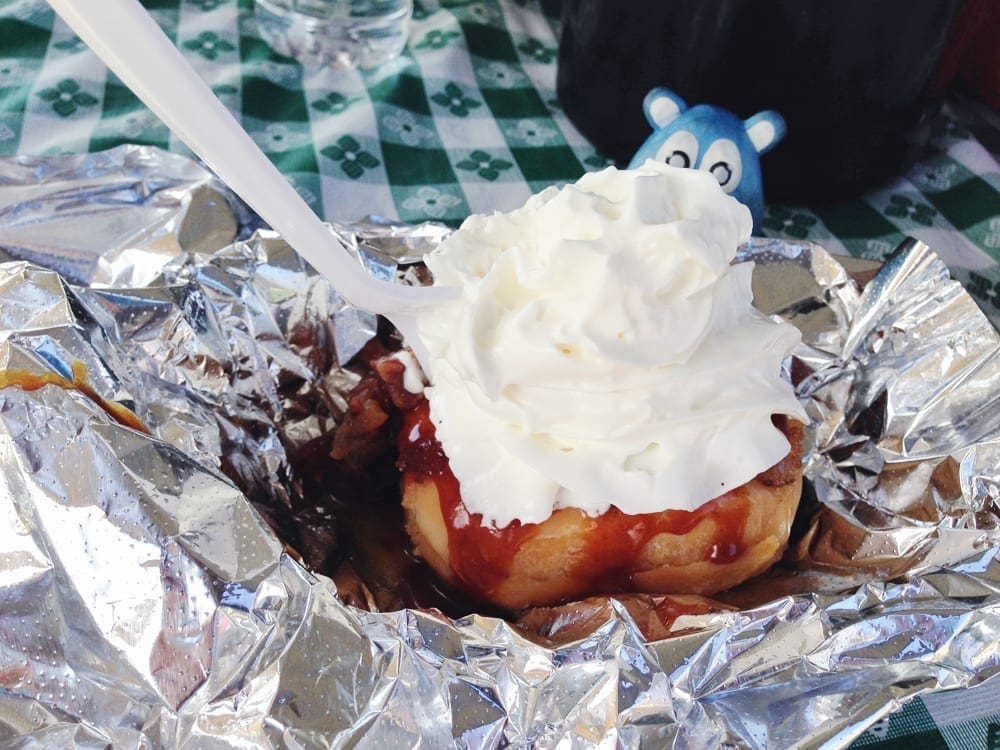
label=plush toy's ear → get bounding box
[743,110,786,154]
[642,87,687,129]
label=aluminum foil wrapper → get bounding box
[0,147,998,749]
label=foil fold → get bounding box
[0,147,998,748]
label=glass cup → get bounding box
[254,0,413,70]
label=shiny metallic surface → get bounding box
[0,145,254,288]
[0,149,998,748]
[786,237,1000,582]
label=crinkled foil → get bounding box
[0,147,998,749]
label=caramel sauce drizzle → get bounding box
[0,361,149,434]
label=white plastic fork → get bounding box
[45,0,455,367]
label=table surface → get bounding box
[1,1,999,747]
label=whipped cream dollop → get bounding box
[417,161,807,528]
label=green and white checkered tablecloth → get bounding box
[0,0,998,747]
[2,0,998,330]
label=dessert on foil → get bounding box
[349,162,809,611]
[0,148,998,748]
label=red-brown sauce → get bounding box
[576,488,752,592]
[0,361,148,434]
[398,397,757,598]
[759,415,802,487]
[396,399,448,477]
[398,400,540,594]
[653,596,719,627]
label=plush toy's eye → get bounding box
[710,161,733,186]
[654,130,699,170]
[698,139,742,194]
[666,150,690,168]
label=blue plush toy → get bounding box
[628,87,785,229]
